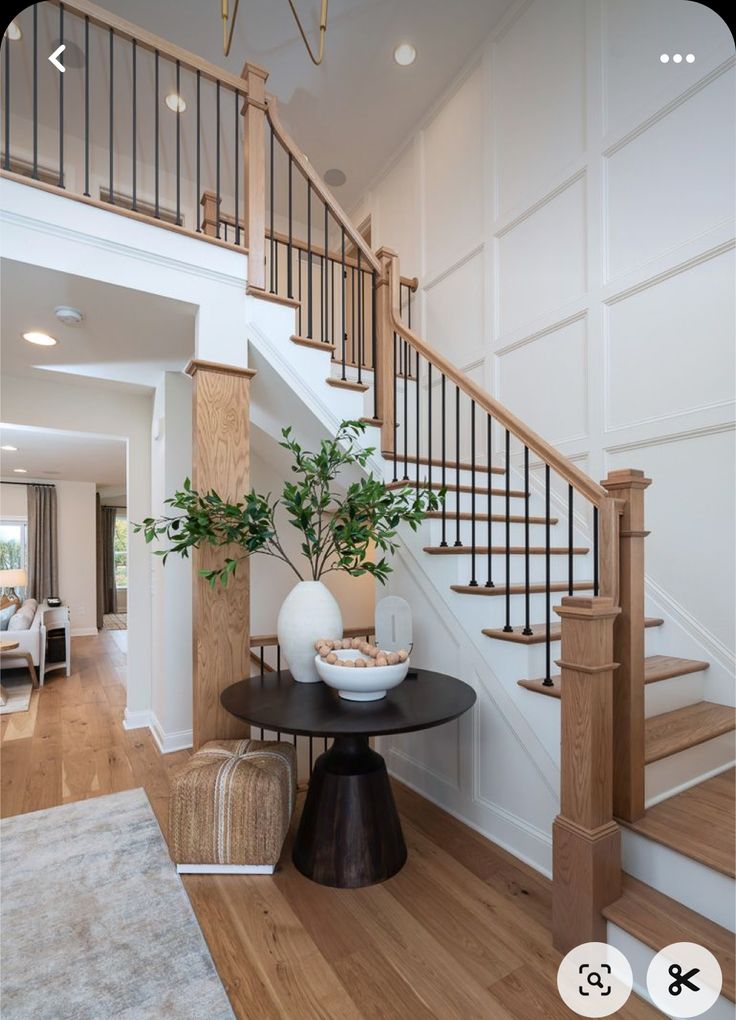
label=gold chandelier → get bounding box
[222,0,329,65]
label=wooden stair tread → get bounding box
[452,580,594,598]
[425,510,559,525]
[485,617,663,645]
[326,377,369,392]
[643,654,709,684]
[620,768,735,878]
[602,875,735,1003]
[645,702,736,764]
[424,544,588,556]
[291,334,335,352]
[518,655,713,702]
[382,451,506,476]
[387,480,527,498]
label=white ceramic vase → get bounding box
[277,580,343,683]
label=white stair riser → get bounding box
[644,671,706,717]
[430,551,593,587]
[425,518,570,547]
[621,827,735,932]
[607,923,734,1019]
[646,735,736,807]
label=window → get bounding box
[0,519,27,595]
[113,511,128,590]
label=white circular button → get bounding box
[646,942,722,1017]
[557,942,633,1017]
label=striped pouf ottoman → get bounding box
[169,738,296,874]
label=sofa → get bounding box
[0,599,48,677]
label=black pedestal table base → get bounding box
[293,735,407,888]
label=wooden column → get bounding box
[185,359,257,749]
[375,247,399,453]
[200,191,219,238]
[553,595,622,954]
[242,62,268,292]
[602,468,651,823]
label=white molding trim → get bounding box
[645,761,735,810]
[645,575,736,677]
[149,712,194,755]
[176,863,275,875]
[72,627,98,637]
[122,708,153,731]
[422,241,485,293]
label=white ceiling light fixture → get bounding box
[393,43,416,67]
[1,445,18,451]
[22,331,58,347]
[54,305,84,326]
[13,468,28,474]
[165,93,187,113]
[324,168,346,187]
[4,22,21,41]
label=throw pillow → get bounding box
[0,603,18,631]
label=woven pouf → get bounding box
[169,738,296,874]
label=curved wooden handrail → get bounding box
[46,0,251,92]
[265,95,382,276]
[385,257,608,509]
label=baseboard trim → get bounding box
[176,863,275,875]
[149,713,193,755]
[72,627,98,637]
[122,708,153,731]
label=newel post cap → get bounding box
[554,595,621,621]
[601,468,652,492]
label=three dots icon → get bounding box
[660,53,695,63]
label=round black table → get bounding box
[221,668,476,888]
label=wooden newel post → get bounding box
[242,62,269,292]
[553,595,622,954]
[200,191,219,238]
[375,247,399,454]
[602,468,651,823]
[185,359,257,749]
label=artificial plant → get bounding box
[136,420,442,587]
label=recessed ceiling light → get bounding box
[165,93,187,113]
[54,305,84,326]
[22,331,58,346]
[324,168,346,187]
[1,445,18,451]
[13,468,27,474]
[4,22,21,41]
[393,43,416,66]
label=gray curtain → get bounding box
[98,505,118,616]
[27,484,59,602]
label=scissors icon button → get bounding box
[668,963,701,996]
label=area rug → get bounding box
[0,788,234,1019]
[103,612,127,631]
[0,677,32,714]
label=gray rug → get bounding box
[1,789,234,1019]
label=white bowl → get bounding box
[314,649,410,701]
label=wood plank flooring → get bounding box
[1,632,664,1019]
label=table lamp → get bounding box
[0,568,27,605]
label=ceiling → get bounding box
[0,259,196,393]
[0,425,126,487]
[88,0,515,208]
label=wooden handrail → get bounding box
[46,0,252,93]
[265,95,382,276]
[250,625,375,649]
[382,251,609,510]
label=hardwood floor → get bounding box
[1,632,663,1019]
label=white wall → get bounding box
[353,0,736,674]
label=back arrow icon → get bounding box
[49,45,66,72]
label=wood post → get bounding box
[200,191,219,238]
[375,247,399,452]
[553,595,622,954]
[185,359,257,749]
[242,62,268,292]
[602,468,651,823]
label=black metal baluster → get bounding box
[32,4,37,179]
[440,375,447,546]
[470,400,477,585]
[415,352,421,499]
[427,362,433,504]
[454,387,462,546]
[287,153,293,297]
[195,70,200,230]
[3,16,10,170]
[132,40,137,210]
[234,89,240,244]
[568,485,574,595]
[323,203,328,340]
[215,80,221,237]
[356,252,363,383]
[307,180,313,337]
[486,415,494,587]
[268,125,274,286]
[154,50,159,217]
[58,3,64,187]
[108,28,114,202]
[523,446,532,634]
[403,340,409,479]
[593,506,599,596]
[298,249,302,335]
[350,262,356,367]
[175,60,181,224]
[543,465,552,685]
[392,334,399,481]
[341,226,347,379]
[503,430,512,631]
[83,16,90,195]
